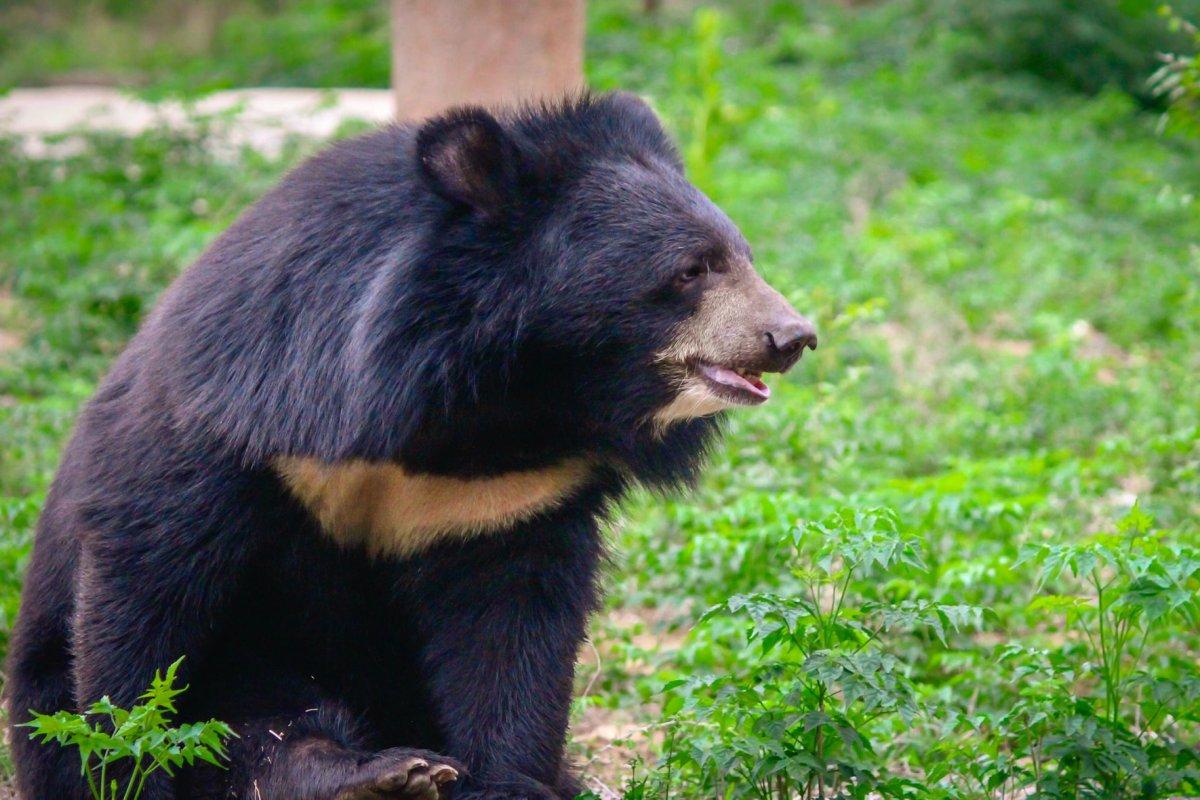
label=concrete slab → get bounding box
[0,87,395,155]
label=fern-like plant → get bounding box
[23,657,235,800]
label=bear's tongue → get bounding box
[699,363,770,400]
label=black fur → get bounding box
[6,92,750,799]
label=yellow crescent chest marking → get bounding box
[274,457,592,557]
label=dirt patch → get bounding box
[574,704,662,798]
[603,607,691,659]
[1069,319,1130,364]
[973,334,1034,357]
[844,165,907,236]
[571,605,694,794]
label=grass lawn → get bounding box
[1,2,1198,797]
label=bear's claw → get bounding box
[337,749,460,800]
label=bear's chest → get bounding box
[274,457,592,558]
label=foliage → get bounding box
[1151,6,1200,134]
[0,0,389,94]
[644,506,1200,800]
[1,1,1199,797]
[4,0,1200,107]
[998,505,1200,798]
[945,0,1196,107]
[23,659,235,800]
[679,9,747,194]
[933,505,1200,799]
[662,509,976,799]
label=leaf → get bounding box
[1117,501,1154,537]
[22,655,233,798]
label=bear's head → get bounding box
[400,93,815,478]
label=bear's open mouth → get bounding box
[695,362,770,405]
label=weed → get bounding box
[23,658,234,800]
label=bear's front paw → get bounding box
[335,748,462,800]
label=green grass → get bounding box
[0,0,391,95]
[1,1,1199,798]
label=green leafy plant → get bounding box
[662,509,984,800]
[680,8,747,194]
[1007,504,1200,797]
[948,0,1195,106]
[1151,6,1200,135]
[932,505,1200,799]
[23,658,235,800]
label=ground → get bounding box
[1,2,1198,799]
[0,87,393,156]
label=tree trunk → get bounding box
[391,0,586,121]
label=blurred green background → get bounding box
[2,0,1199,103]
[1,2,1198,798]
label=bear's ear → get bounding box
[600,91,683,173]
[416,108,520,215]
[603,91,663,129]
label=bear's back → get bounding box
[116,126,441,463]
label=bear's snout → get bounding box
[764,315,818,372]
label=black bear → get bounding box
[6,92,815,800]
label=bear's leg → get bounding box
[403,510,604,800]
[215,708,462,800]
[65,451,291,799]
[7,494,92,800]
[175,655,461,800]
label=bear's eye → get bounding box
[675,261,708,287]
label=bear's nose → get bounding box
[765,318,818,360]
